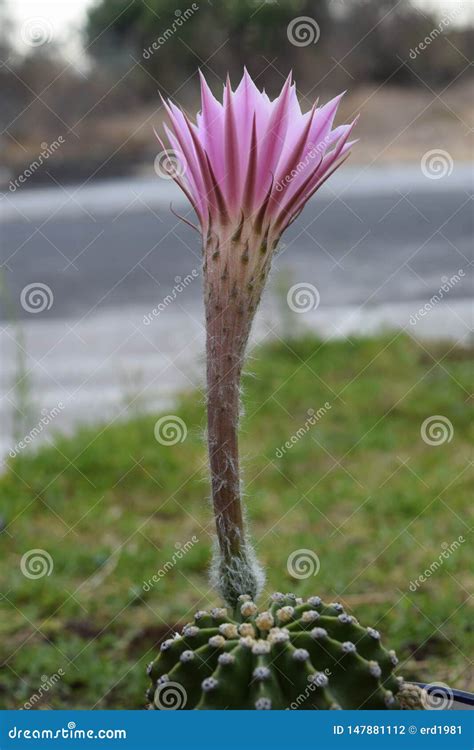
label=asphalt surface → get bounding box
[0,167,472,321]
[0,167,472,462]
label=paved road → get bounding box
[0,166,472,462]
[1,166,473,320]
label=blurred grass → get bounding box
[0,333,472,708]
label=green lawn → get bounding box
[0,333,472,709]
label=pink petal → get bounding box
[241,114,258,215]
[197,71,224,183]
[159,71,357,236]
[307,92,346,156]
[223,76,241,215]
[161,97,207,206]
[271,96,349,211]
[254,75,292,204]
[233,68,256,155]
[274,118,357,232]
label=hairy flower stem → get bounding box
[205,226,273,607]
[206,308,244,558]
[160,69,356,612]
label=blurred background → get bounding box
[0,0,473,450]
[0,0,472,709]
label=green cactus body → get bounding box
[147,593,416,710]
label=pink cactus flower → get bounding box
[157,71,357,607]
[160,69,357,236]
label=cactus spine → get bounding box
[148,593,424,710]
